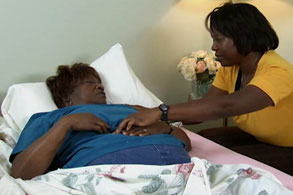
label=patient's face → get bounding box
[69,75,107,105]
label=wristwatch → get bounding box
[159,104,169,122]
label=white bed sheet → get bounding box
[0,118,292,195]
[184,128,293,191]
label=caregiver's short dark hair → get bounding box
[205,2,279,55]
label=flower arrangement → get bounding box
[177,50,221,82]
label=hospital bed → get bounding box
[0,43,292,195]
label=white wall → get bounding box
[0,0,178,101]
[1,0,292,120]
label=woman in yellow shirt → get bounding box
[115,2,293,174]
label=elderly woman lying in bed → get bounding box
[9,63,191,180]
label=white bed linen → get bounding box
[1,156,292,195]
[0,117,292,195]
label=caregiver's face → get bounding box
[69,75,107,105]
[210,29,242,66]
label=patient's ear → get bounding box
[65,101,72,107]
[64,98,72,107]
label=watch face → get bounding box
[160,104,169,111]
[159,104,169,121]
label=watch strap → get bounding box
[159,104,169,121]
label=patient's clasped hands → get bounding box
[63,111,168,137]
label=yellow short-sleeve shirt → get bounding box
[213,51,293,146]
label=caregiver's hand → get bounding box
[121,121,170,136]
[114,107,161,134]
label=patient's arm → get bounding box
[11,113,109,180]
[122,122,191,152]
[168,126,191,152]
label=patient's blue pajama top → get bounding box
[9,104,186,169]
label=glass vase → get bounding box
[190,79,213,100]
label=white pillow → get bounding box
[1,43,162,133]
[1,82,58,132]
[91,43,162,107]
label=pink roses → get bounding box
[177,50,221,82]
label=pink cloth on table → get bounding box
[184,128,293,191]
